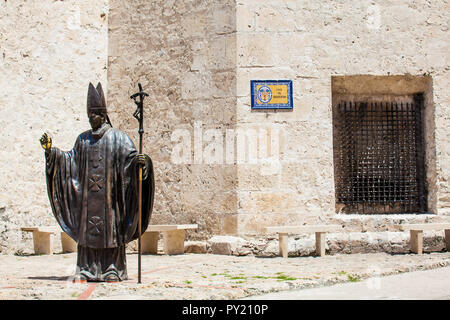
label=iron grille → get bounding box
[333,94,426,214]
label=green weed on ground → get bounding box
[204,271,299,282]
[347,274,361,282]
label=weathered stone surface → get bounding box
[254,231,448,257]
[256,239,279,257]
[207,236,246,255]
[107,0,238,243]
[233,0,450,233]
[1,251,450,299]
[184,241,207,254]
[0,0,108,254]
[1,0,449,254]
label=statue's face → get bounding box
[88,112,105,130]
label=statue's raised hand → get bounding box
[40,133,52,151]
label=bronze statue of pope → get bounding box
[40,82,154,282]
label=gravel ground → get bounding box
[0,251,449,300]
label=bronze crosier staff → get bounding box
[130,83,149,284]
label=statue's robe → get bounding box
[45,123,154,281]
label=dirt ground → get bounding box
[0,251,449,300]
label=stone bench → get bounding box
[399,223,450,254]
[142,224,198,255]
[21,227,77,255]
[265,225,341,258]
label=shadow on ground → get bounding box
[27,276,70,282]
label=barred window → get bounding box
[332,94,427,214]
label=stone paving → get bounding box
[0,251,449,300]
[244,266,450,300]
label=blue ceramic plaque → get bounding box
[251,80,293,109]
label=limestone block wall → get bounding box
[108,0,449,238]
[1,0,448,253]
[107,0,238,240]
[232,0,450,234]
[0,0,109,253]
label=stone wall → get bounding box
[107,0,238,240]
[95,0,450,239]
[1,0,449,253]
[0,0,109,253]
[230,0,450,234]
